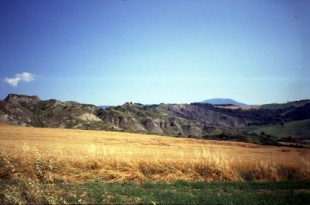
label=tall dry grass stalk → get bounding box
[0,123,310,182]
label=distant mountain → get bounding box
[200,98,247,106]
[99,105,115,109]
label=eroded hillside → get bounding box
[0,94,310,142]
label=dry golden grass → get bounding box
[0,122,309,182]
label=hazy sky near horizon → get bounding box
[1,0,309,105]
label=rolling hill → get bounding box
[1,94,310,143]
[251,119,310,140]
[259,100,310,110]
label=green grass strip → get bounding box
[1,180,310,204]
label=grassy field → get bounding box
[251,119,310,139]
[1,180,310,204]
[1,122,310,204]
[259,100,310,110]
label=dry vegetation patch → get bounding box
[0,123,309,182]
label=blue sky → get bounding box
[1,0,309,105]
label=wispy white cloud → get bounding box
[4,72,35,87]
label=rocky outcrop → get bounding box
[4,94,41,110]
[142,119,165,134]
